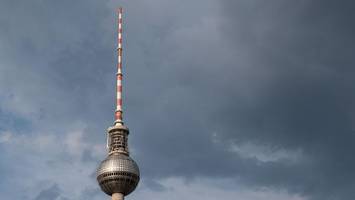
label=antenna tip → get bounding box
[118,7,123,13]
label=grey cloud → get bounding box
[206,0,355,199]
[122,1,355,199]
[142,179,168,192]
[33,184,61,200]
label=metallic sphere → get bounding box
[97,153,140,196]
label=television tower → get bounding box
[96,7,140,200]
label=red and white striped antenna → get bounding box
[115,7,124,125]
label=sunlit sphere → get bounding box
[97,153,140,196]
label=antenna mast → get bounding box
[115,7,124,125]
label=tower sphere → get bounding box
[97,153,140,196]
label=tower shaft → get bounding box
[112,193,124,200]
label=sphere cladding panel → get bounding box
[97,154,140,196]
[97,154,139,175]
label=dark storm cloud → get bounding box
[0,0,112,199]
[0,0,114,140]
[213,1,355,199]
[1,0,355,200]
[120,1,355,199]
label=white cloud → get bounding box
[229,142,305,163]
[0,131,12,143]
[132,177,307,200]
[211,132,304,163]
[0,124,102,200]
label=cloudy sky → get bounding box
[0,0,354,200]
